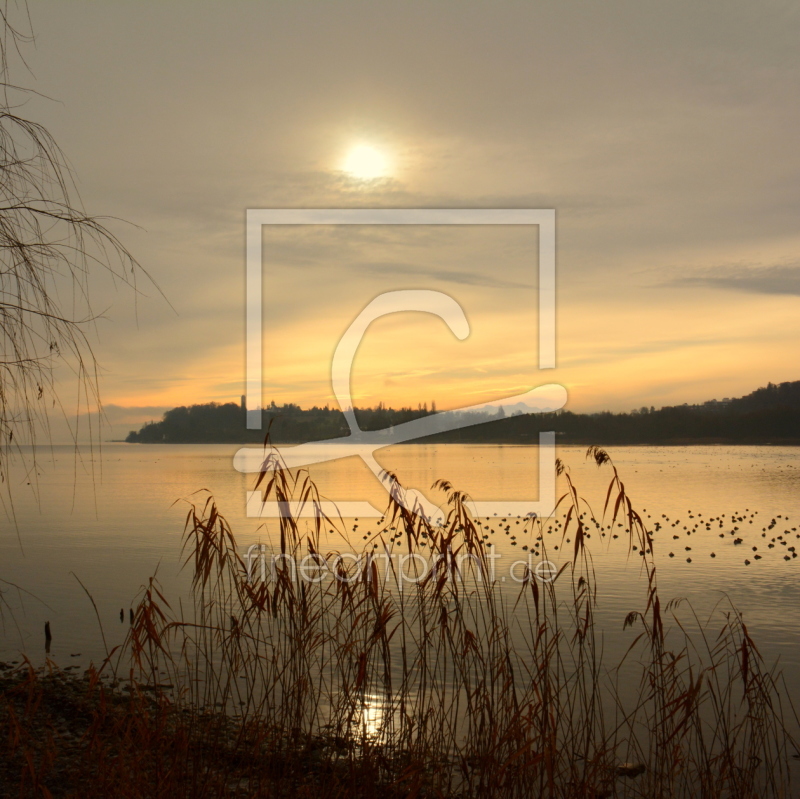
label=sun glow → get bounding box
[342,144,390,180]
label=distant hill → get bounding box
[728,380,800,412]
[125,380,800,445]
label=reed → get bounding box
[1,445,797,797]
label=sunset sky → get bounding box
[25,1,800,438]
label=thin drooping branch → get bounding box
[0,2,160,501]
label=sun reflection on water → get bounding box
[353,693,387,740]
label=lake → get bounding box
[2,442,799,690]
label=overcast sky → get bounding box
[21,1,800,438]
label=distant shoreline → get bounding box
[123,381,800,448]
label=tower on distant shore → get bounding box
[240,394,246,412]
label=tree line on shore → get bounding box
[125,380,800,445]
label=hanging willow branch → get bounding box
[0,1,159,495]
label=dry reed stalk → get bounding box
[0,444,796,797]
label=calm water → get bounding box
[1,443,799,684]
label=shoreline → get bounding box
[0,665,413,798]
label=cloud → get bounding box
[666,262,800,296]
[24,0,800,411]
[360,261,533,289]
[558,335,731,369]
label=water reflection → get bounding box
[3,443,800,689]
[351,693,387,740]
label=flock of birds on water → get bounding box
[644,509,798,566]
[349,509,799,567]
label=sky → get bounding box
[18,1,800,439]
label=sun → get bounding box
[342,144,390,180]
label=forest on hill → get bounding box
[125,381,800,445]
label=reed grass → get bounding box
[1,445,797,797]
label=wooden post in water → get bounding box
[44,621,52,654]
